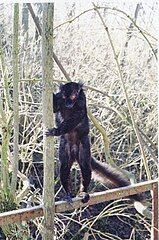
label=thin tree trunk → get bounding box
[42,3,55,239]
[11,3,19,197]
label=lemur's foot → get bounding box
[78,192,90,203]
[63,193,73,203]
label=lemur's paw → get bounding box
[78,192,90,203]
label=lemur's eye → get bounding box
[62,91,66,99]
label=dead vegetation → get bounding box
[0,2,158,239]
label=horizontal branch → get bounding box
[0,179,158,226]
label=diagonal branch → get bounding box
[93,2,151,181]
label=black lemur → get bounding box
[46,82,140,203]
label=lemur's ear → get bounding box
[59,83,63,90]
[78,81,83,91]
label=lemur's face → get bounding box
[60,82,83,109]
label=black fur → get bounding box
[46,82,141,203]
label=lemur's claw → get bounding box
[78,192,90,203]
[45,128,56,136]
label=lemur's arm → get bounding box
[46,109,86,136]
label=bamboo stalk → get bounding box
[11,3,20,197]
[42,3,55,239]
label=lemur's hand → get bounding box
[45,128,57,136]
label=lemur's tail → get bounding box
[91,157,143,202]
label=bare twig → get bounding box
[54,8,94,30]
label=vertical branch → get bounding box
[42,3,54,239]
[11,3,20,197]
